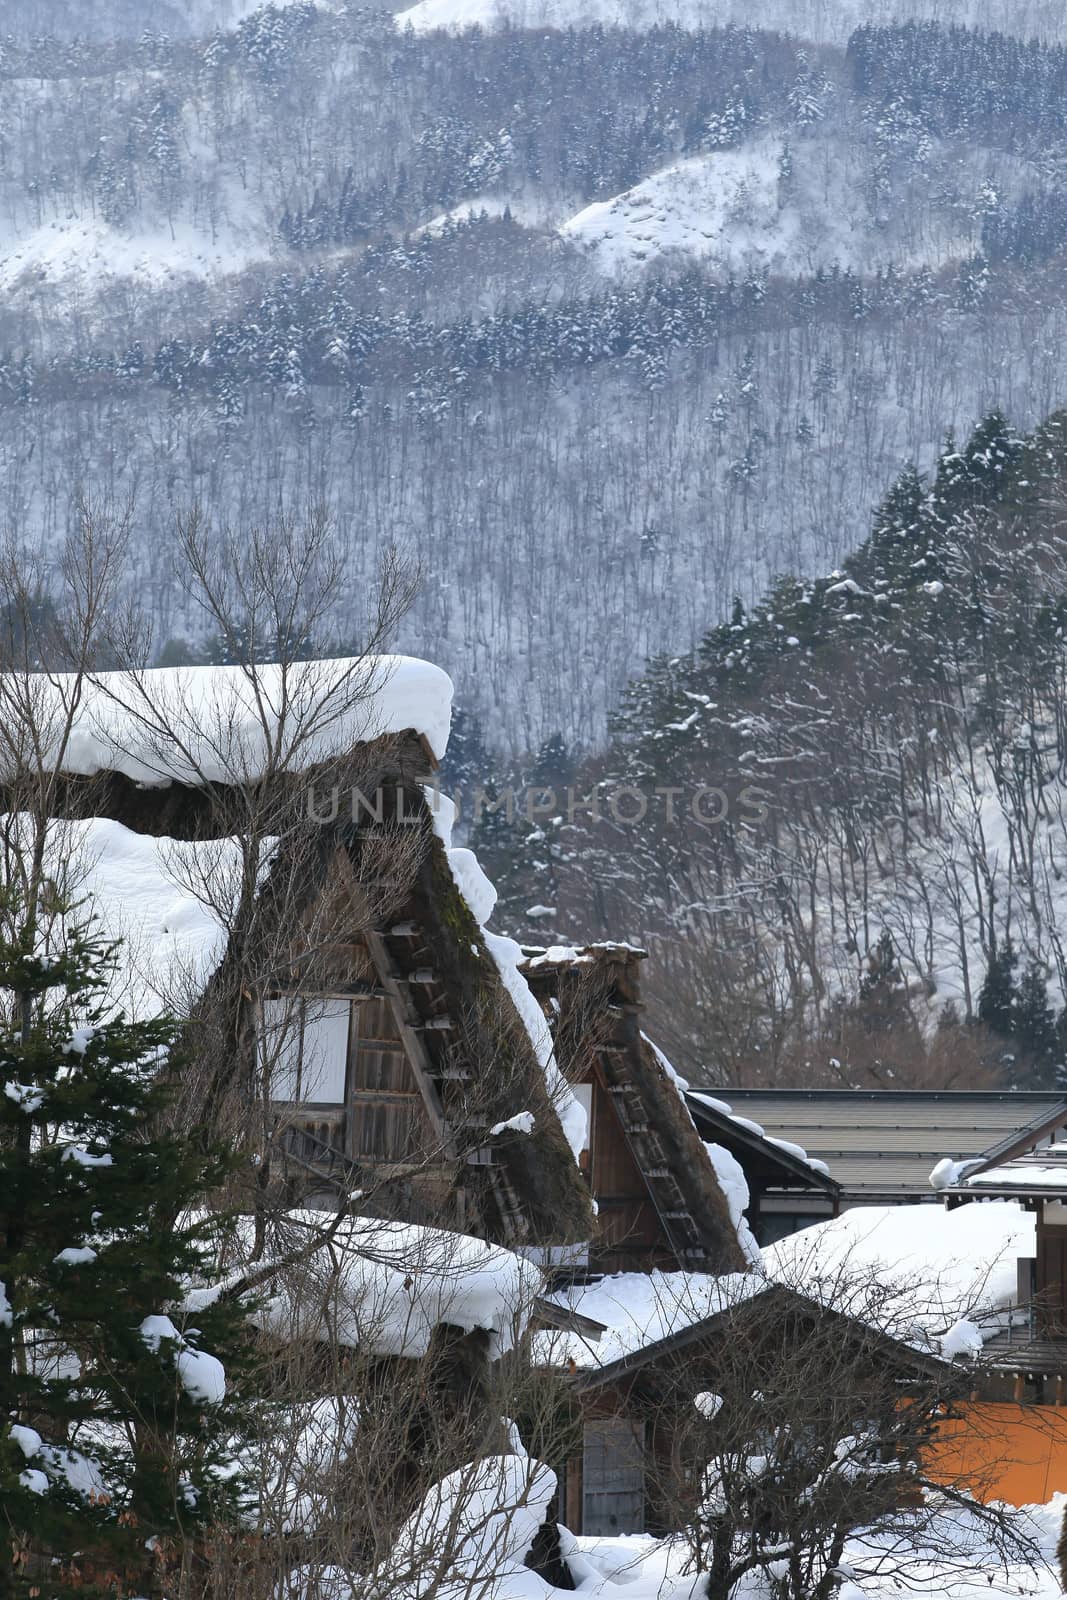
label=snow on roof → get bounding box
[427,793,587,1163]
[522,945,595,968]
[764,1201,1034,1355]
[540,1200,1034,1373]
[249,1213,543,1359]
[963,1154,1067,1192]
[7,813,236,1020]
[6,656,453,787]
[702,1143,760,1267]
[688,1090,832,1179]
[535,1269,758,1371]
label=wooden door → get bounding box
[582,1419,646,1537]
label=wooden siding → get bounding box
[1037,1220,1067,1336]
[348,993,436,1163]
[581,1419,647,1537]
[586,1068,676,1273]
[270,986,437,1168]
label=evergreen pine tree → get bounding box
[977,940,1017,1039]
[848,464,927,591]
[0,903,253,1598]
[1013,961,1060,1087]
[529,732,572,794]
[438,706,492,802]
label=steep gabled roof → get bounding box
[520,944,749,1275]
[4,662,594,1250]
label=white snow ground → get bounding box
[0,215,265,296]
[282,1487,1065,1597]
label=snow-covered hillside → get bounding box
[560,132,979,277]
[395,0,1067,44]
[0,215,265,295]
[2,0,1067,765]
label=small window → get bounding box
[262,997,351,1104]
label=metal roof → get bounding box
[717,1090,1067,1200]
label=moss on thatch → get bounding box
[28,743,593,1248]
[627,1026,747,1274]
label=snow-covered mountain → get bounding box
[3,1,1067,764]
[559,131,990,277]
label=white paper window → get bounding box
[262,998,351,1104]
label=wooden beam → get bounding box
[533,1297,606,1341]
[350,1089,422,1103]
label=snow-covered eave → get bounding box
[959,1104,1067,1178]
[686,1089,840,1195]
[236,1212,546,1360]
[519,940,649,970]
[949,1180,1067,1199]
[565,1280,948,1391]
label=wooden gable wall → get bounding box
[521,946,748,1277]
[583,1059,680,1274]
[39,742,594,1251]
[262,824,593,1250]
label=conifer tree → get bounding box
[0,902,253,1598]
[977,940,1016,1040]
[1012,962,1060,1087]
[849,464,927,591]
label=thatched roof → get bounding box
[1,663,593,1250]
[520,944,750,1275]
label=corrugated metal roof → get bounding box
[718,1091,1067,1198]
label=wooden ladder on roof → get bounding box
[598,1024,710,1267]
[369,916,529,1244]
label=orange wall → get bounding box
[930,1403,1067,1506]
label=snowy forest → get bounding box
[473,409,1067,1092]
[3,1,1067,759]
[4,0,1067,1084]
